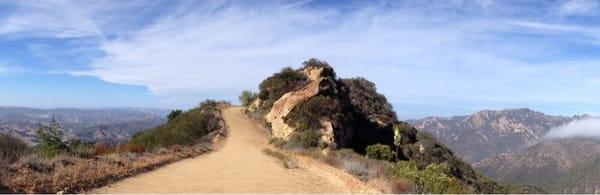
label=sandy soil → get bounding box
[92,107,373,193]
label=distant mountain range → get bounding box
[408,108,599,193]
[474,137,599,193]
[0,107,168,145]
[408,108,572,163]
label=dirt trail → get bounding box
[92,107,372,193]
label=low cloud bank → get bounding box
[545,117,600,138]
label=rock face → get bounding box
[265,65,352,146]
[408,108,572,162]
[265,72,326,139]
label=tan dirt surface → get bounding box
[92,107,375,193]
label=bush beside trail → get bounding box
[129,100,225,150]
[0,100,228,193]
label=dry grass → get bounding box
[262,148,298,169]
[91,142,111,156]
[290,148,414,193]
[1,144,213,193]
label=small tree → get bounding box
[366,143,396,161]
[37,119,69,158]
[239,90,257,106]
[167,110,183,121]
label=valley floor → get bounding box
[92,107,371,193]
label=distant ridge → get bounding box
[408,108,572,163]
[0,107,167,145]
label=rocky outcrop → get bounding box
[265,75,325,139]
[253,60,508,193]
[247,98,262,112]
[265,65,351,146]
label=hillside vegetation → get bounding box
[0,133,29,163]
[129,100,224,149]
[246,58,509,193]
[0,101,226,193]
[474,137,600,193]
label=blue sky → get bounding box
[1,0,600,119]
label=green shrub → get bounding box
[286,130,320,149]
[365,144,396,161]
[239,90,258,106]
[37,120,69,158]
[284,96,343,131]
[167,110,183,121]
[303,58,331,68]
[388,161,463,194]
[342,77,397,126]
[258,67,308,110]
[129,100,223,149]
[0,133,29,163]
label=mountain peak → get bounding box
[410,108,572,162]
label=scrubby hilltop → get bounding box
[247,59,508,193]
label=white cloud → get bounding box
[68,3,600,108]
[558,0,599,16]
[507,20,600,41]
[3,1,600,115]
[0,61,23,75]
[0,1,103,38]
[545,118,600,138]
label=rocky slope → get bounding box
[474,137,600,193]
[408,109,572,162]
[250,59,507,193]
[0,107,167,145]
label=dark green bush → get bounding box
[167,110,183,121]
[365,144,396,161]
[37,120,70,158]
[342,77,397,126]
[258,67,309,109]
[302,58,331,68]
[129,100,223,150]
[286,130,320,149]
[388,161,463,194]
[0,133,29,163]
[284,96,343,131]
[239,90,258,106]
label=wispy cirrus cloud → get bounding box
[558,0,599,17]
[2,0,600,117]
[0,61,23,75]
[0,1,102,38]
